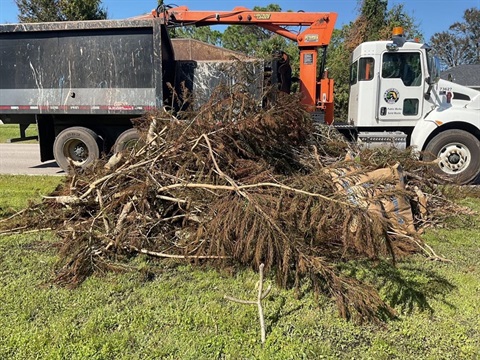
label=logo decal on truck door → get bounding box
[384,88,400,104]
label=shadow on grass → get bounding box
[341,260,456,316]
[267,295,304,325]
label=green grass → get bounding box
[1,176,479,359]
[0,175,63,217]
[0,124,38,143]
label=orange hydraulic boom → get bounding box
[140,5,338,123]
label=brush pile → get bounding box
[2,86,458,323]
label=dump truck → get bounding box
[1,5,479,183]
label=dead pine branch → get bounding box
[387,230,453,263]
[224,263,272,345]
[0,208,28,223]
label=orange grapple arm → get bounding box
[141,6,338,122]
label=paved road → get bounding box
[0,143,65,176]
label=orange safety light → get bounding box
[392,27,404,36]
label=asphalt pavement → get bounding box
[0,143,65,176]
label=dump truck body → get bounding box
[0,20,172,119]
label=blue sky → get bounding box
[0,0,478,41]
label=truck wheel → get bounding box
[424,130,480,184]
[113,128,141,154]
[53,127,101,172]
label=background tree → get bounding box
[325,28,352,121]
[15,0,59,22]
[173,26,223,46]
[58,0,107,21]
[429,32,471,68]
[346,0,388,46]
[15,0,107,22]
[430,7,480,68]
[221,4,283,56]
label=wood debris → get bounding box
[1,88,468,323]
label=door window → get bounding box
[403,99,419,115]
[359,58,374,81]
[350,60,358,85]
[382,53,421,86]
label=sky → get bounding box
[0,0,479,41]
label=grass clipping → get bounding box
[8,89,448,323]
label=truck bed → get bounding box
[0,19,174,120]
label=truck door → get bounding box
[377,52,424,123]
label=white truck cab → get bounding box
[348,28,480,184]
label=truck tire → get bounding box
[424,130,480,184]
[113,128,141,154]
[53,127,101,172]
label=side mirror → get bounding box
[424,76,433,100]
[428,57,441,85]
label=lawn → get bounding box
[0,175,479,359]
[0,123,38,143]
[0,175,62,217]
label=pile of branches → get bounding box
[1,87,457,323]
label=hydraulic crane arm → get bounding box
[156,6,337,47]
[138,5,338,122]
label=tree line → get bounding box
[15,0,106,22]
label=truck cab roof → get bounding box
[352,39,426,60]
